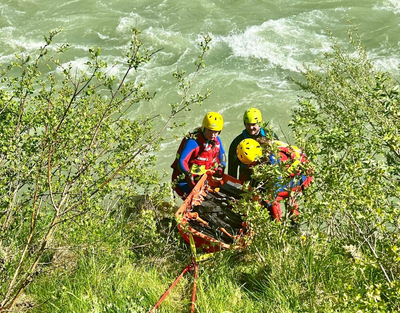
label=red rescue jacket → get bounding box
[171,131,221,180]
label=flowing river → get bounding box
[1,0,400,178]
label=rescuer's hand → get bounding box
[187,174,196,187]
[217,164,225,177]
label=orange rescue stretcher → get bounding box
[150,173,251,313]
[175,172,251,253]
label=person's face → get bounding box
[204,128,220,141]
[245,123,260,136]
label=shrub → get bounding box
[0,28,211,310]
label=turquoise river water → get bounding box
[1,0,400,177]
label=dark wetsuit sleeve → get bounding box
[228,134,243,178]
[178,138,199,175]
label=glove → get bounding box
[218,164,225,175]
[213,164,225,179]
[186,174,196,187]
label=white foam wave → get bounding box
[116,13,143,33]
[96,32,109,40]
[213,10,333,72]
[143,27,193,49]
[57,58,91,74]
[375,0,400,14]
[370,54,400,74]
[0,55,15,64]
[58,0,81,9]
[0,32,42,53]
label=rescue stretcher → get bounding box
[174,173,251,253]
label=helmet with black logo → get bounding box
[243,108,262,125]
[202,112,223,132]
[236,138,262,165]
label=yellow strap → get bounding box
[190,164,208,175]
[189,233,198,259]
[189,233,218,263]
[272,140,302,154]
[196,252,216,262]
[287,159,301,174]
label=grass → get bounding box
[21,207,399,313]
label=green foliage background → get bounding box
[0,27,399,312]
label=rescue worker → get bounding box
[171,112,226,199]
[236,138,313,222]
[228,108,278,182]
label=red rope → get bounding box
[149,264,192,313]
[190,263,199,313]
[149,260,200,313]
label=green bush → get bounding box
[3,26,400,313]
[0,28,211,311]
[289,27,400,311]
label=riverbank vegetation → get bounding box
[1,27,399,312]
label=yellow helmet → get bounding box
[236,138,262,165]
[202,112,223,132]
[243,108,262,124]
